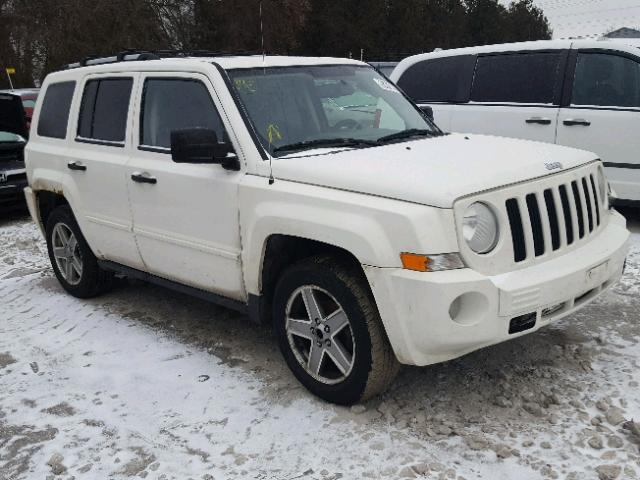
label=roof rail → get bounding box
[64,50,160,70]
[63,49,266,70]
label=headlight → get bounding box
[462,202,499,254]
[597,166,607,204]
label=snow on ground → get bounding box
[1,210,639,480]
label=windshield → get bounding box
[0,131,25,143]
[228,65,438,157]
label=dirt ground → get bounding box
[1,209,639,480]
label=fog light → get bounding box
[449,296,462,320]
[448,292,488,326]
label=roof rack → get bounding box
[63,49,266,70]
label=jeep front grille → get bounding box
[505,171,604,263]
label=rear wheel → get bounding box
[273,255,399,405]
[45,206,113,298]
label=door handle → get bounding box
[131,172,157,184]
[525,117,552,125]
[563,119,591,127]
[67,161,87,171]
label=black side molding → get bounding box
[611,198,640,208]
[603,162,640,170]
[97,260,262,322]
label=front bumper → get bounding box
[364,210,630,366]
[0,172,28,212]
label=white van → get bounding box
[391,39,640,205]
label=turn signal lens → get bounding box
[401,253,430,272]
[400,253,465,272]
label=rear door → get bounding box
[65,74,144,268]
[556,48,640,202]
[451,51,567,143]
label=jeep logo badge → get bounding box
[0,173,6,183]
[545,162,563,171]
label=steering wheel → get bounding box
[334,119,362,131]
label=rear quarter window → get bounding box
[471,52,564,104]
[37,81,76,139]
[397,55,476,103]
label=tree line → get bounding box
[0,0,551,88]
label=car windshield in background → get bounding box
[0,131,25,143]
[228,65,437,156]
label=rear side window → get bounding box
[572,53,640,108]
[37,81,75,139]
[78,78,133,144]
[140,78,227,149]
[471,52,564,104]
[397,55,476,103]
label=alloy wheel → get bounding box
[51,222,83,286]
[285,285,356,385]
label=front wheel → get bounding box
[273,255,399,405]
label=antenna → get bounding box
[259,0,275,185]
[260,0,266,63]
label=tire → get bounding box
[273,255,400,405]
[45,205,113,298]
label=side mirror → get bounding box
[419,105,434,121]
[170,128,240,171]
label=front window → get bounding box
[140,78,228,150]
[572,53,640,108]
[228,65,439,157]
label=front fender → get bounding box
[239,176,459,296]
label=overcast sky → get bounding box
[501,0,640,38]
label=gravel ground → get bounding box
[0,210,639,480]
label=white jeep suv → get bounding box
[24,52,630,404]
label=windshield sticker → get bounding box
[373,78,399,93]
[234,78,257,94]
[267,123,283,144]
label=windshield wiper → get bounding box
[273,138,379,154]
[376,129,437,144]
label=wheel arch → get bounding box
[36,190,71,230]
[249,234,372,326]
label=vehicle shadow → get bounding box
[87,271,619,431]
[617,206,640,233]
[0,208,30,227]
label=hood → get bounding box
[272,134,598,208]
[0,93,28,141]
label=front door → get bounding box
[126,72,245,299]
[557,50,640,202]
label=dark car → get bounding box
[0,91,33,212]
[1,88,39,129]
